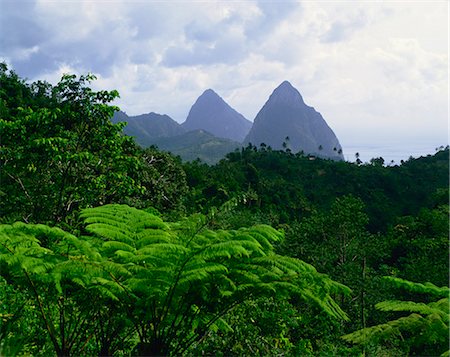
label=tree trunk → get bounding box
[137,340,167,357]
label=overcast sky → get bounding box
[1,0,448,161]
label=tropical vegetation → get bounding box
[1,64,448,356]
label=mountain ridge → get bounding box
[111,81,344,163]
[152,129,240,165]
[112,111,185,147]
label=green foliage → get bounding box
[127,146,188,215]
[343,277,449,356]
[80,204,349,355]
[2,66,448,355]
[0,222,126,356]
[190,298,302,356]
[152,130,241,165]
[386,204,449,286]
[281,196,386,332]
[1,66,137,223]
[0,204,350,356]
[0,64,187,224]
[183,145,449,231]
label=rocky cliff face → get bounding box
[244,81,344,160]
[182,89,252,142]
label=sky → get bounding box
[1,0,448,162]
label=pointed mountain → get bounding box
[182,89,252,142]
[112,111,186,147]
[244,81,344,160]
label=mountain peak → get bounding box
[195,88,225,106]
[244,81,344,160]
[269,80,305,106]
[182,88,252,142]
[202,88,217,95]
[279,80,294,88]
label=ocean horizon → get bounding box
[343,142,448,165]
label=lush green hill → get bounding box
[152,129,241,164]
[183,146,449,231]
[112,111,186,146]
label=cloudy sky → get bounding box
[1,0,448,161]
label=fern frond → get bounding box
[382,277,449,298]
[137,243,188,257]
[343,276,449,356]
[84,224,135,245]
[199,241,254,260]
[376,300,448,318]
[178,264,229,287]
[76,204,351,352]
[240,225,283,250]
[102,241,136,253]
[136,231,174,248]
[343,313,424,344]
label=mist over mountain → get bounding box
[112,111,185,147]
[244,81,344,160]
[182,89,252,142]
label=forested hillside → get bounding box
[1,65,448,356]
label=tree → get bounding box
[370,157,385,166]
[0,222,129,356]
[386,205,449,286]
[0,65,187,224]
[343,277,449,357]
[126,146,188,215]
[1,66,140,223]
[280,196,386,333]
[0,204,351,356]
[80,204,350,355]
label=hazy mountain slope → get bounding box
[152,129,240,165]
[112,111,185,146]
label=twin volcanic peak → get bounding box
[113,81,344,162]
[244,81,344,160]
[182,89,252,142]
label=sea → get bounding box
[343,142,448,165]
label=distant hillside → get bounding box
[244,81,344,160]
[182,89,252,142]
[152,129,241,165]
[112,111,185,146]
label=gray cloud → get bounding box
[0,1,45,51]
[11,51,59,79]
[162,35,246,67]
[185,20,219,43]
[321,11,369,43]
[162,14,248,67]
[245,0,301,39]
[0,0,53,77]
[0,1,447,157]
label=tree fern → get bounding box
[342,277,449,356]
[0,222,127,356]
[79,204,350,355]
[1,204,351,356]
